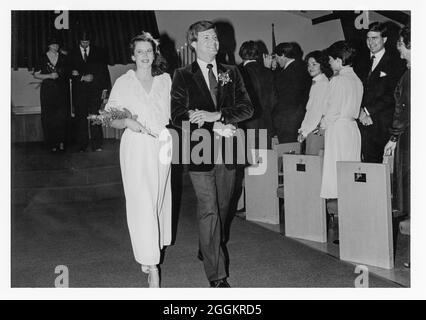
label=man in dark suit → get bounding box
[171,20,253,288]
[69,31,111,152]
[238,40,277,149]
[355,22,406,163]
[272,42,311,143]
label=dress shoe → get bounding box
[210,278,231,288]
[197,249,203,261]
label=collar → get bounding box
[243,60,257,66]
[371,48,385,60]
[197,58,217,71]
[284,58,295,70]
[312,73,327,82]
[338,66,354,75]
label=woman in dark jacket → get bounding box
[384,25,410,217]
[33,36,69,152]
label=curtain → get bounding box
[12,10,159,70]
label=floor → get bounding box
[11,141,408,288]
[249,211,410,287]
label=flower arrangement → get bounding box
[87,107,158,138]
[218,70,232,86]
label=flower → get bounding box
[218,70,232,86]
[87,107,158,138]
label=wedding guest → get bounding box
[238,40,277,149]
[69,31,111,152]
[297,50,332,155]
[384,25,411,217]
[320,41,363,215]
[273,42,311,143]
[105,32,172,287]
[355,22,406,163]
[33,36,69,152]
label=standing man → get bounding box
[272,42,311,143]
[356,22,405,163]
[238,40,277,149]
[69,31,111,152]
[171,21,253,288]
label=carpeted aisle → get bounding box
[11,170,401,288]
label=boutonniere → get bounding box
[218,70,232,86]
[380,71,387,77]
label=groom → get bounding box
[171,20,253,287]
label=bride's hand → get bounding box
[125,118,147,133]
[123,108,138,120]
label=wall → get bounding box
[155,10,345,64]
[11,11,347,109]
[11,64,135,110]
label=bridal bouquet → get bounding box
[87,107,158,138]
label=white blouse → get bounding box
[298,73,329,137]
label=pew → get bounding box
[282,154,327,242]
[336,161,394,269]
[245,149,280,224]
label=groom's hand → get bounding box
[213,122,236,138]
[189,109,221,125]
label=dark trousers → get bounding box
[189,165,236,282]
[359,123,388,163]
[274,110,305,143]
[73,84,103,150]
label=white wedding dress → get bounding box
[106,70,172,265]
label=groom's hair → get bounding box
[187,20,216,48]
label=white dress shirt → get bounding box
[371,48,385,72]
[197,58,218,90]
[80,46,90,60]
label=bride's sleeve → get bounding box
[105,78,125,112]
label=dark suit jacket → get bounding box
[238,61,277,131]
[69,45,111,93]
[356,50,406,140]
[171,61,253,171]
[273,59,311,115]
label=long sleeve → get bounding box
[170,69,190,129]
[389,70,410,139]
[299,79,329,136]
[220,66,254,125]
[105,77,125,112]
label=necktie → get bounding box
[207,64,218,107]
[83,48,88,62]
[368,55,375,77]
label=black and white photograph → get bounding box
[4,0,426,302]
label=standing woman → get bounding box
[384,25,411,217]
[320,41,363,211]
[33,36,69,152]
[297,50,333,155]
[105,32,172,287]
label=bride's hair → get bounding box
[130,31,167,76]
